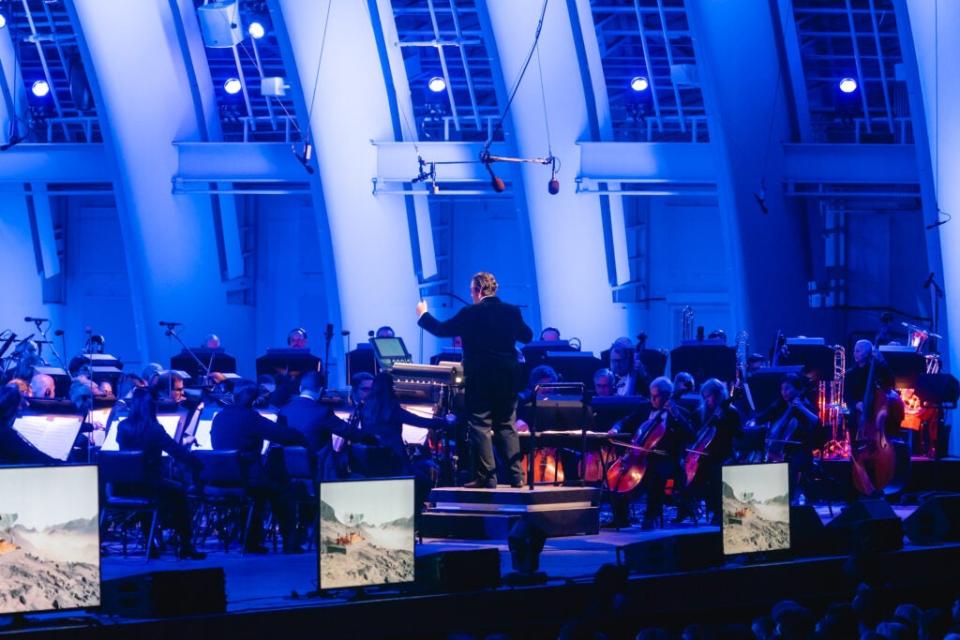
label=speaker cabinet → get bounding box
[197,1,243,48]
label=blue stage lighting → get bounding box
[224,77,242,95]
[31,80,50,98]
[248,22,265,39]
[630,76,649,92]
[0,13,7,29]
[428,76,446,93]
[838,77,858,94]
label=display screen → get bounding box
[0,465,101,613]
[319,478,415,590]
[372,337,408,359]
[721,463,791,555]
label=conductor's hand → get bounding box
[416,300,428,318]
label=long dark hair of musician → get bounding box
[124,387,159,435]
[361,372,399,426]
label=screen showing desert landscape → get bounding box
[0,465,101,613]
[319,478,415,590]
[721,463,791,556]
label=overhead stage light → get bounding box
[428,76,446,93]
[0,14,7,29]
[31,80,50,98]
[224,77,242,95]
[838,77,858,94]
[630,76,649,92]
[248,22,265,39]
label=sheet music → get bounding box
[12,415,84,461]
[193,419,214,451]
[400,403,432,445]
[100,414,182,456]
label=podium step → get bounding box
[422,486,601,539]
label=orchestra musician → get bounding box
[417,271,533,489]
[844,339,898,438]
[29,373,55,399]
[677,379,742,525]
[540,327,561,342]
[116,387,206,560]
[210,380,309,554]
[607,376,693,529]
[751,373,825,499]
[287,328,309,350]
[593,368,616,398]
[608,337,649,397]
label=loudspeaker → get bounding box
[197,1,243,48]
[415,547,501,592]
[617,532,722,574]
[827,499,903,553]
[904,494,960,545]
[790,505,832,556]
[101,568,226,617]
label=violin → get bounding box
[604,407,668,493]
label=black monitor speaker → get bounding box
[903,493,960,545]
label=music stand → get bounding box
[256,348,321,381]
[522,340,576,377]
[542,351,604,386]
[779,342,835,385]
[878,346,926,389]
[589,396,651,433]
[670,344,737,383]
[529,383,587,489]
[746,366,804,410]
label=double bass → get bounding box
[605,408,667,493]
[850,348,899,495]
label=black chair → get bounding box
[98,450,160,560]
[192,450,255,553]
[283,446,318,549]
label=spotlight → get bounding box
[0,14,6,29]
[838,77,858,94]
[224,77,242,95]
[248,21,265,39]
[427,76,446,93]
[31,80,50,98]
[630,76,649,92]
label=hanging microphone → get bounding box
[547,158,559,195]
[482,160,506,193]
[24,317,48,323]
[294,142,315,174]
[54,329,65,337]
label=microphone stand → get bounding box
[323,327,334,389]
[162,325,211,383]
[33,319,67,371]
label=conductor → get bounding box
[416,272,533,488]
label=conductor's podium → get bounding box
[421,486,601,540]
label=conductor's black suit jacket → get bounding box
[418,297,533,406]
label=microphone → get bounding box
[325,323,334,340]
[482,158,506,193]
[341,330,350,336]
[159,321,183,327]
[24,317,48,323]
[547,157,559,195]
[294,142,315,174]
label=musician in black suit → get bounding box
[211,381,308,553]
[278,372,339,452]
[608,376,693,529]
[417,272,533,488]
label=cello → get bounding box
[682,397,733,486]
[850,348,899,495]
[605,408,668,493]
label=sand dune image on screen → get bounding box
[319,479,415,590]
[0,466,100,613]
[721,463,790,555]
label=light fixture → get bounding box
[248,21,265,39]
[0,13,7,29]
[224,77,242,95]
[838,77,858,94]
[31,80,50,98]
[630,76,649,92]
[427,76,446,93]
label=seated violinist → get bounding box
[607,376,693,530]
[677,379,742,525]
[751,373,824,499]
